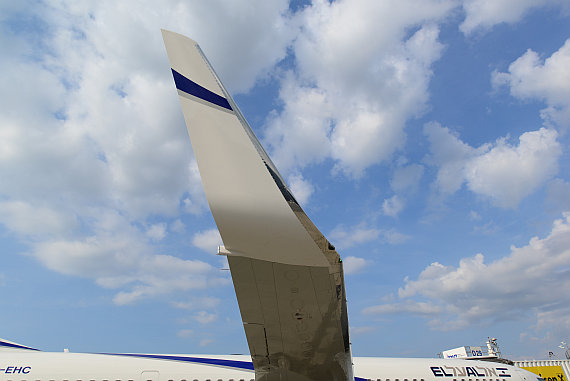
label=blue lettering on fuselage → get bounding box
[431,366,445,377]
[431,366,511,378]
[0,366,31,374]
[497,368,512,377]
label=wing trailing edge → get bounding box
[0,338,39,352]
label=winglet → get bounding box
[162,29,354,381]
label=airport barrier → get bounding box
[514,360,570,381]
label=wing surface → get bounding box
[0,338,39,352]
[162,29,353,381]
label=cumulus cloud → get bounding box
[329,224,382,249]
[24,210,226,305]
[383,230,412,245]
[383,195,405,217]
[170,219,186,234]
[192,229,223,253]
[343,256,369,275]
[177,329,194,338]
[287,172,315,206]
[199,339,214,347]
[167,0,298,94]
[460,0,569,35]
[463,129,560,207]
[146,223,167,241]
[172,297,221,311]
[425,123,561,208]
[0,201,78,239]
[424,122,481,194]
[264,0,454,177]
[111,255,223,305]
[363,300,442,316]
[364,213,570,332]
[469,211,482,221]
[381,164,424,217]
[493,39,570,128]
[0,0,296,304]
[193,310,218,324]
[329,222,410,249]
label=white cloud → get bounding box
[146,223,167,241]
[264,0,454,177]
[381,164,423,217]
[0,0,295,304]
[24,210,226,305]
[199,339,214,347]
[365,213,570,332]
[287,172,315,206]
[166,0,298,94]
[423,122,482,194]
[329,224,381,249]
[192,229,223,254]
[469,210,482,221]
[493,39,570,128]
[111,255,225,305]
[177,329,194,339]
[263,76,334,172]
[383,230,412,245]
[172,297,221,311]
[329,223,410,249]
[193,311,218,324]
[0,201,78,238]
[425,123,561,208]
[460,0,569,35]
[383,195,405,217]
[472,221,499,236]
[464,129,560,208]
[363,300,442,316]
[170,219,186,234]
[343,256,369,275]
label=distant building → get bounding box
[440,338,504,362]
[439,338,570,380]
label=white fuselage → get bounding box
[0,351,540,381]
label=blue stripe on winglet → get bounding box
[171,69,233,111]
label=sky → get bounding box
[0,0,569,361]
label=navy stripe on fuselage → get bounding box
[171,69,232,111]
[103,353,368,379]
[101,353,254,371]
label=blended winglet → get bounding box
[161,29,328,268]
[162,29,354,381]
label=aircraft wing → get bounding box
[162,30,353,381]
[0,338,39,352]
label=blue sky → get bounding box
[1,0,569,360]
